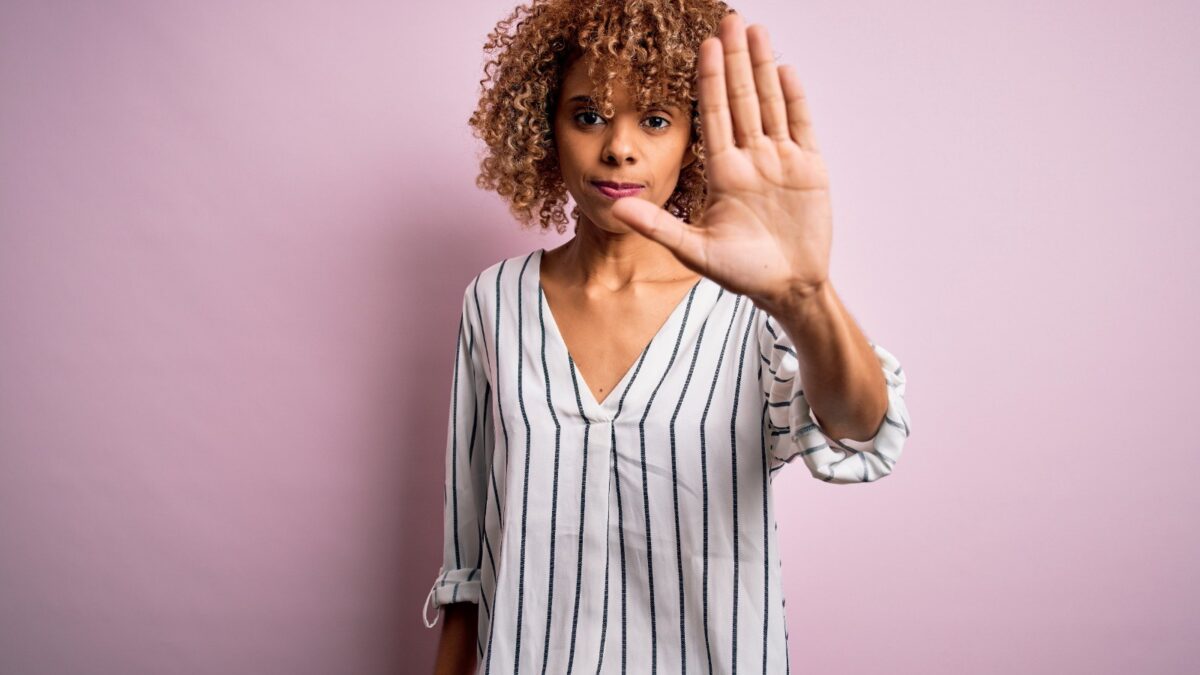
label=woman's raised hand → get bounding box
[611,12,833,310]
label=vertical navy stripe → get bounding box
[483,259,508,675]
[474,275,505,525]
[451,310,464,569]
[612,344,652,675]
[593,429,612,675]
[669,292,716,675]
[538,284,563,675]
[700,292,738,675]
[466,288,482,466]
[513,252,536,674]
[760,398,769,675]
[565,353,592,675]
[637,280,700,675]
[731,305,759,673]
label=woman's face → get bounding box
[552,54,696,234]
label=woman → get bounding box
[424,2,912,673]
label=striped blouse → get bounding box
[422,247,911,674]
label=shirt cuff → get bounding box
[422,567,482,628]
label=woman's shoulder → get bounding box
[463,248,539,294]
[458,248,542,321]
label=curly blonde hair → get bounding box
[468,0,737,234]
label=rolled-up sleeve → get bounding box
[758,312,911,483]
[422,281,493,628]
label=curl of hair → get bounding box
[467,0,736,234]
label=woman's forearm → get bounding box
[432,602,478,675]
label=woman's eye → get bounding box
[575,110,603,126]
[574,110,671,130]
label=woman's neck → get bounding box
[550,218,699,290]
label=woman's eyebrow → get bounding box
[566,94,679,112]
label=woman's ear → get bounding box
[681,143,697,171]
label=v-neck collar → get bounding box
[532,247,706,422]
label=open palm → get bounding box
[611,12,833,309]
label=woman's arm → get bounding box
[426,280,490,672]
[432,602,478,675]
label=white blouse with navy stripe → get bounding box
[423,247,911,674]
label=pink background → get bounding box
[2,1,1197,673]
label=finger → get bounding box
[696,36,732,158]
[719,13,763,147]
[610,198,707,271]
[747,24,788,142]
[778,64,819,152]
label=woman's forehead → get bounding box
[560,56,685,110]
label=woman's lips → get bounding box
[591,182,644,199]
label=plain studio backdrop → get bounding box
[1,1,1197,673]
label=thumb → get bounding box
[609,197,705,269]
